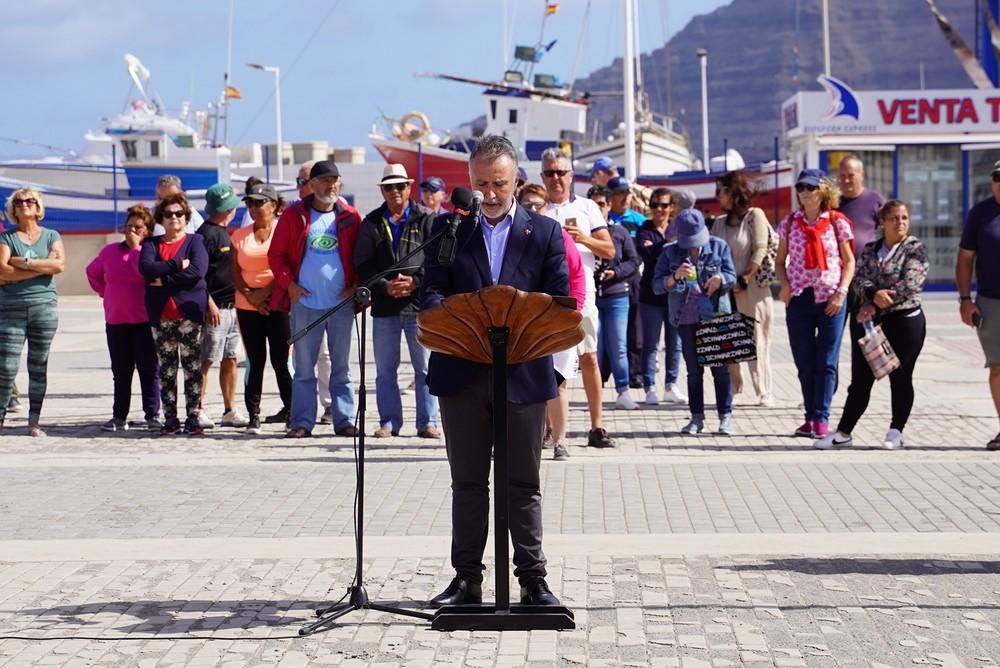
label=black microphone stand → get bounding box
[295,215,464,636]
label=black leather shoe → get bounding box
[429,576,482,607]
[519,577,560,606]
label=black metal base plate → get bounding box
[431,604,575,631]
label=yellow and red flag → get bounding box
[546,3,559,16]
[225,85,243,100]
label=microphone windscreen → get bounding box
[450,187,474,209]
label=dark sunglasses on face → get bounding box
[163,210,186,219]
[245,200,269,208]
[795,183,819,193]
[12,198,37,207]
[296,177,309,187]
[593,200,610,208]
[992,173,1000,183]
[520,200,546,211]
[650,201,672,210]
[541,169,571,178]
[381,183,408,192]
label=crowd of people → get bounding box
[0,148,996,454]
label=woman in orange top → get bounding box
[230,184,291,434]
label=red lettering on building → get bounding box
[917,99,940,124]
[989,97,1000,123]
[899,99,916,124]
[878,99,900,124]
[956,97,979,123]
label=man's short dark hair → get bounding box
[586,185,608,200]
[470,135,518,166]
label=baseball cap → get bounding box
[591,156,615,176]
[795,168,826,187]
[309,160,340,180]
[992,160,1000,175]
[419,176,446,193]
[205,183,241,215]
[606,176,631,194]
[243,183,278,202]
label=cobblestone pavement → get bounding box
[1,296,998,666]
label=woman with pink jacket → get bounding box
[86,204,161,431]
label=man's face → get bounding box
[991,173,1000,203]
[311,175,339,203]
[381,181,411,210]
[156,184,180,201]
[590,196,610,221]
[838,160,864,198]
[297,167,313,198]
[609,190,629,214]
[591,168,613,187]
[421,189,445,211]
[470,154,517,220]
[649,193,673,223]
[541,157,573,203]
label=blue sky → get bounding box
[1,0,729,160]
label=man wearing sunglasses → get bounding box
[540,147,617,449]
[958,160,1000,450]
[354,164,441,439]
[268,160,362,439]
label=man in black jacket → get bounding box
[354,164,441,439]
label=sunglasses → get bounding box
[541,169,571,178]
[381,183,408,192]
[296,177,309,187]
[993,173,1000,184]
[795,183,819,193]
[650,202,672,210]
[12,198,37,207]
[593,200,610,208]
[162,210,187,219]
[245,200,270,208]
[520,200,546,211]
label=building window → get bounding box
[490,100,497,120]
[509,109,518,124]
[896,144,961,284]
[149,140,159,158]
[968,150,996,206]
[121,140,137,160]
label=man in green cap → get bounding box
[196,183,248,429]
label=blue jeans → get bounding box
[639,302,681,390]
[678,323,732,417]
[372,312,438,432]
[290,302,355,431]
[785,288,847,423]
[596,294,631,392]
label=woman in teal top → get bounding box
[0,188,65,436]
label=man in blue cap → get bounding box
[607,176,645,237]
[591,156,617,188]
[419,177,448,215]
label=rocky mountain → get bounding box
[574,0,978,164]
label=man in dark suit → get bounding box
[421,135,570,607]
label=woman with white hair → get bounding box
[0,188,65,436]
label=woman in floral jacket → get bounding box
[815,199,929,450]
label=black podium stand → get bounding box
[430,325,575,632]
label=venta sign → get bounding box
[782,75,1000,136]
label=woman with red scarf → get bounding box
[776,169,855,439]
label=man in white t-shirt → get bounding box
[540,147,617,448]
[151,174,205,236]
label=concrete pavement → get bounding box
[0,295,998,667]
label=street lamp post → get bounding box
[696,48,709,173]
[247,62,283,181]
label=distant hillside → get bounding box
[573,0,977,163]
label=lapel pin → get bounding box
[525,227,532,236]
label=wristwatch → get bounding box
[21,257,30,270]
[959,295,972,302]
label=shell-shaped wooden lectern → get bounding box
[417,285,581,631]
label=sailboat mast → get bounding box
[622,0,638,179]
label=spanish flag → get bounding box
[546,3,559,15]
[225,85,243,100]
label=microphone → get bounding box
[438,187,474,267]
[469,190,484,222]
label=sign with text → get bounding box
[783,75,1000,136]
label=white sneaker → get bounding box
[881,428,904,450]
[758,394,775,407]
[663,383,687,403]
[221,409,248,427]
[616,391,639,410]
[196,413,215,429]
[814,431,853,450]
[644,389,659,406]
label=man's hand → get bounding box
[565,226,585,244]
[873,289,896,309]
[207,301,221,327]
[705,274,722,296]
[601,269,615,282]
[388,273,415,298]
[961,299,981,327]
[288,281,310,305]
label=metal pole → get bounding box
[623,0,638,180]
[723,138,728,172]
[264,145,270,184]
[274,67,284,182]
[112,143,119,233]
[773,136,780,225]
[822,0,831,76]
[697,48,709,173]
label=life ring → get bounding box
[395,110,431,142]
